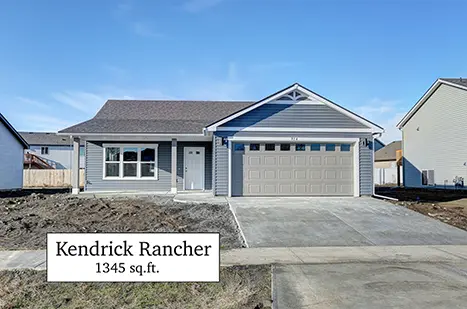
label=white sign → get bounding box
[47,233,220,282]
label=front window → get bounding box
[325,144,336,151]
[41,146,49,155]
[265,144,276,151]
[104,145,158,179]
[280,144,290,151]
[250,144,260,151]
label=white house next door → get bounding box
[184,147,205,190]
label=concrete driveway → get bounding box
[228,197,467,247]
[275,262,467,309]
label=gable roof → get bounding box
[20,132,85,146]
[59,100,254,134]
[0,113,29,148]
[375,140,401,161]
[397,78,467,129]
[205,83,384,133]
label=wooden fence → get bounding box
[23,169,85,188]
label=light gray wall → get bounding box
[85,141,211,192]
[0,121,24,190]
[27,145,85,169]
[214,131,374,196]
[221,103,369,129]
[402,84,467,189]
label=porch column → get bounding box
[71,137,80,194]
[171,138,177,194]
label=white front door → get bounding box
[184,147,205,190]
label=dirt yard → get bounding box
[0,193,244,250]
[0,265,271,309]
[376,187,467,231]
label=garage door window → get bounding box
[325,144,336,151]
[311,144,321,151]
[280,144,290,151]
[250,144,260,151]
[234,144,245,151]
[295,144,306,151]
[265,144,276,151]
[340,144,351,152]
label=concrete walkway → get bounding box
[2,245,467,270]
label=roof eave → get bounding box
[397,78,467,129]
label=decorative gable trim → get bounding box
[205,83,384,133]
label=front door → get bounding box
[184,147,205,190]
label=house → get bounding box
[59,83,384,196]
[374,140,402,185]
[20,132,85,169]
[397,78,467,189]
[0,113,29,190]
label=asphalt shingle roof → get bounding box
[439,78,467,88]
[20,132,85,146]
[59,100,255,134]
[375,140,401,161]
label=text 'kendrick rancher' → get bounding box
[55,240,213,257]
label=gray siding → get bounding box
[0,121,24,190]
[222,103,369,129]
[213,135,229,195]
[214,131,374,196]
[85,141,211,192]
[402,84,467,189]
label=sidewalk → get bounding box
[1,245,467,271]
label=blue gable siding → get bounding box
[221,103,369,129]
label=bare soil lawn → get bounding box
[0,265,271,309]
[0,192,244,250]
[376,187,467,231]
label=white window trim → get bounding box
[102,144,159,180]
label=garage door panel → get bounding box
[279,170,292,179]
[294,156,307,165]
[249,156,261,166]
[294,170,307,179]
[279,156,292,165]
[243,143,354,196]
[264,156,276,165]
[264,170,276,179]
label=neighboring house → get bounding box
[397,78,467,189]
[0,113,29,190]
[59,83,384,196]
[374,140,402,185]
[374,139,385,152]
[20,132,85,169]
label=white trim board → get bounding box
[218,127,373,133]
[206,83,384,133]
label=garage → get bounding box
[236,142,354,196]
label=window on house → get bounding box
[265,144,276,151]
[295,144,306,151]
[250,144,260,151]
[325,144,336,151]
[311,144,321,151]
[79,146,85,156]
[422,170,435,186]
[41,147,49,155]
[104,145,158,179]
[234,144,245,151]
[280,144,290,151]
[340,144,351,152]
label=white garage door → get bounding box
[242,143,354,196]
